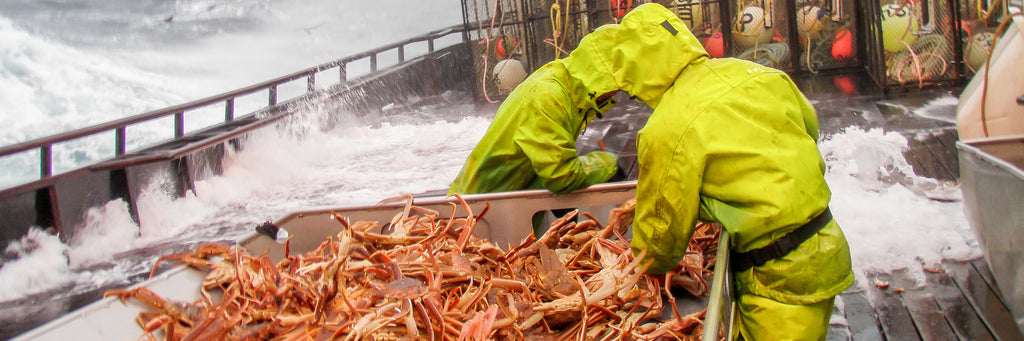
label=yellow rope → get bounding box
[976,0,1005,21]
[550,2,563,59]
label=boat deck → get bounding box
[6,68,1022,340]
[838,258,1023,341]
[797,73,1023,341]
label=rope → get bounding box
[979,12,1023,137]
[544,0,572,59]
[975,0,1006,21]
[887,34,950,88]
[737,42,790,68]
[479,0,502,104]
[806,35,816,74]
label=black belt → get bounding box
[731,208,833,272]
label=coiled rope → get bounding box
[737,42,790,68]
[545,0,572,59]
[887,34,950,88]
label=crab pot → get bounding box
[727,0,795,70]
[863,0,966,92]
[461,0,625,102]
[520,0,600,71]
[793,0,862,73]
[459,0,733,104]
[958,0,1008,76]
[462,0,531,101]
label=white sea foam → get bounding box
[821,127,981,288]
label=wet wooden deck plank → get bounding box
[837,289,884,341]
[946,260,1024,341]
[932,128,961,179]
[927,262,998,341]
[870,271,924,340]
[905,137,951,181]
[968,258,1006,300]
[919,128,960,181]
[902,284,959,340]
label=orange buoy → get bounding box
[612,0,632,18]
[831,29,853,62]
[704,31,724,58]
[496,36,517,58]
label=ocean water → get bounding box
[0,1,983,339]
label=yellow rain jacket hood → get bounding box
[447,2,705,197]
[617,4,853,305]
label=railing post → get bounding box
[307,71,316,93]
[115,127,126,156]
[398,45,405,63]
[429,38,435,53]
[269,85,278,106]
[339,63,347,84]
[371,54,378,73]
[225,98,235,122]
[40,145,51,177]
[174,112,184,138]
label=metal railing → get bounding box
[0,24,467,181]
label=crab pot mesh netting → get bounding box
[874,0,962,89]
[665,0,728,56]
[793,0,861,73]
[958,0,1011,75]
[462,0,731,101]
[730,0,794,69]
[463,0,529,101]
[462,0,990,97]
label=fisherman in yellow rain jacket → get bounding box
[563,3,853,340]
[447,33,623,198]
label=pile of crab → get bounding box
[106,196,722,340]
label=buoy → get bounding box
[496,36,517,58]
[881,3,919,52]
[797,6,825,37]
[733,6,773,49]
[832,29,853,62]
[772,31,786,43]
[612,0,632,18]
[704,31,725,58]
[493,59,528,94]
[965,32,995,71]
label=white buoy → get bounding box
[797,6,824,37]
[493,59,528,94]
[733,6,773,49]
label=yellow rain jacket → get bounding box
[572,4,853,306]
[447,35,622,195]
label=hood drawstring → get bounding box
[576,107,601,137]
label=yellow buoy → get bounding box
[965,32,995,71]
[881,3,919,52]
